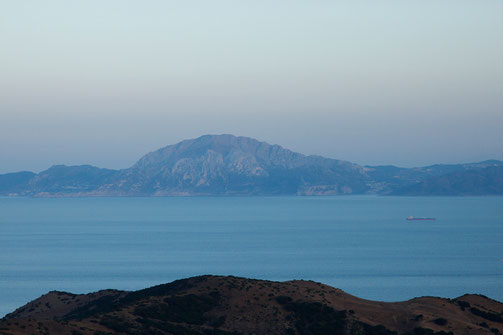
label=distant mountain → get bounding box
[102,134,369,196]
[27,165,119,196]
[392,166,503,196]
[2,275,502,335]
[365,160,503,195]
[0,171,36,194]
[1,134,502,196]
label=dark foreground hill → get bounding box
[1,276,502,335]
[1,134,502,196]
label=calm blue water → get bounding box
[1,196,502,317]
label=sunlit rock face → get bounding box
[107,134,370,196]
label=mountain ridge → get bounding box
[1,134,502,196]
[1,275,502,335]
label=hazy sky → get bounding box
[1,0,502,173]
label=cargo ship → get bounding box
[407,216,435,221]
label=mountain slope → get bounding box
[0,171,36,195]
[27,165,120,195]
[102,134,370,196]
[392,166,503,196]
[0,135,501,196]
[364,160,503,194]
[1,275,502,335]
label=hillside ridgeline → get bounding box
[1,275,502,335]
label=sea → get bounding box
[0,196,502,317]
